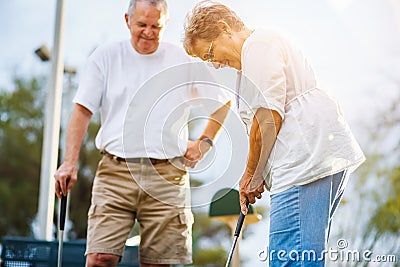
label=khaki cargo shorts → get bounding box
[85,156,193,265]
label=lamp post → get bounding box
[34,45,77,160]
[35,0,66,241]
[34,43,77,241]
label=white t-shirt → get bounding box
[74,40,229,158]
[238,28,365,194]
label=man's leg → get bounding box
[141,264,170,267]
[86,253,120,267]
[135,161,193,266]
[86,253,172,267]
[85,156,138,267]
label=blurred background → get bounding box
[0,0,399,266]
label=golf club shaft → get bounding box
[225,236,239,267]
[57,231,64,267]
[58,193,68,267]
[225,202,249,267]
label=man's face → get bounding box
[125,1,166,54]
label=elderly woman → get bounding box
[184,1,365,266]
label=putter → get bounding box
[225,201,249,267]
[58,192,68,267]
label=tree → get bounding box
[364,98,399,247]
[191,211,229,266]
[0,75,100,241]
[0,76,44,238]
[350,95,400,265]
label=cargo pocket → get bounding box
[178,210,194,226]
[88,204,96,217]
[86,204,98,243]
[177,210,194,256]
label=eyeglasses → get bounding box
[203,41,214,62]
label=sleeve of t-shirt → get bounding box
[73,49,105,115]
[242,40,286,119]
[187,61,234,115]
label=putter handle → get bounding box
[60,193,68,231]
[234,201,249,237]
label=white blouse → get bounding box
[238,28,365,194]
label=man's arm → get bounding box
[239,107,282,214]
[183,101,231,168]
[54,103,92,199]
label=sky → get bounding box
[1,0,399,120]
[1,0,400,266]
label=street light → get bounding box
[35,45,77,75]
[35,45,51,62]
[34,0,66,241]
[34,42,76,241]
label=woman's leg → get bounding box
[269,171,347,266]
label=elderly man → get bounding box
[54,0,230,266]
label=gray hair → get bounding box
[184,0,245,56]
[127,0,169,19]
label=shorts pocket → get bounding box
[178,210,194,225]
[88,204,96,217]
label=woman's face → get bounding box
[193,34,242,70]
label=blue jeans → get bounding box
[269,171,349,266]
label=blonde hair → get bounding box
[183,0,245,56]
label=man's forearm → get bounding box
[199,101,231,140]
[63,104,93,165]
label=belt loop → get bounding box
[100,149,121,164]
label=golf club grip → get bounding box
[234,202,249,237]
[60,194,67,231]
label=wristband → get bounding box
[199,136,213,147]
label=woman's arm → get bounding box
[239,107,282,214]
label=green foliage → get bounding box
[355,95,400,253]
[366,167,400,237]
[191,212,230,266]
[0,75,100,241]
[0,77,45,238]
[190,206,266,266]
[193,246,227,266]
